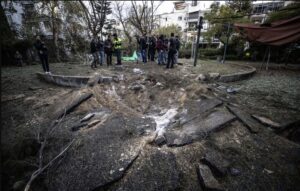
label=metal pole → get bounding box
[222,23,230,64]
[193,16,203,67]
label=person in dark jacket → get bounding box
[156,35,165,65]
[148,35,156,62]
[90,38,99,69]
[34,35,50,74]
[163,36,169,65]
[104,34,113,66]
[174,35,181,64]
[138,33,148,64]
[97,37,104,66]
[166,33,177,69]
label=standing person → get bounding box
[14,51,23,67]
[138,33,148,64]
[174,35,181,65]
[104,34,113,66]
[148,35,156,62]
[163,35,169,65]
[166,33,177,69]
[156,35,164,65]
[90,37,98,69]
[112,33,122,65]
[34,35,50,74]
[97,36,104,66]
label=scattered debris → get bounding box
[197,74,207,81]
[87,120,101,128]
[226,86,241,94]
[80,113,95,123]
[208,73,220,80]
[100,76,113,83]
[129,83,145,91]
[148,108,178,137]
[263,168,274,174]
[133,68,144,75]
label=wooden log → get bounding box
[53,92,93,120]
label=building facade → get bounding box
[251,0,295,23]
[155,0,224,46]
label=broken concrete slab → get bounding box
[47,115,155,191]
[87,74,101,87]
[184,110,236,138]
[227,106,262,133]
[36,72,90,87]
[197,163,224,191]
[114,149,180,191]
[179,98,223,125]
[100,76,113,83]
[165,110,235,147]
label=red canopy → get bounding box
[234,16,300,46]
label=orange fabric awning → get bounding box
[234,16,300,46]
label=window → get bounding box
[44,21,51,31]
[178,16,182,21]
[191,0,197,7]
[6,14,13,25]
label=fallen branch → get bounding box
[24,108,68,191]
[24,139,75,191]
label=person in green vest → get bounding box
[113,33,122,65]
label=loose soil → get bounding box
[1,59,300,191]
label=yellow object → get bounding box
[113,38,122,49]
[246,52,250,57]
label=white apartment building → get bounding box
[251,0,295,23]
[155,0,225,45]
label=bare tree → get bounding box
[39,1,62,62]
[128,0,162,35]
[113,2,133,45]
[79,0,111,38]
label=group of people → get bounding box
[90,33,122,68]
[34,32,181,74]
[137,32,181,69]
